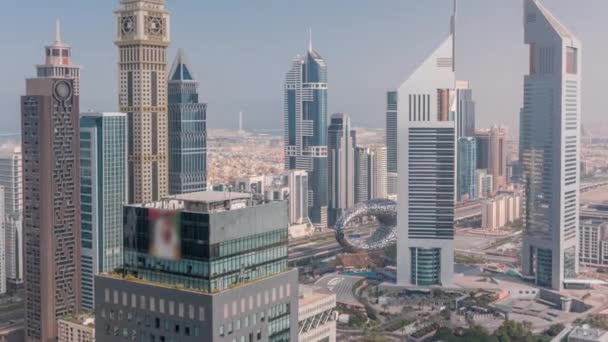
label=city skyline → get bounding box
[1,0,607,134]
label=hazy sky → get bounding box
[1,0,606,134]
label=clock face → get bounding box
[147,16,163,36]
[121,16,135,35]
[54,81,72,101]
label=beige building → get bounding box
[115,0,171,203]
[476,126,508,192]
[58,315,95,342]
[481,193,521,230]
[298,286,336,342]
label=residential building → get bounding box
[481,193,521,230]
[116,0,171,203]
[521,0,582,290]
[168,49,207,194]
[95,191,298,342]
[58,314,95,342]
[457,137,476,202]
[476,169,493,199]
[396,6,457,286]
[386,91,398,196]
[284,35,329,228]
[21,25,81,341]
[264,170,309,226]
[0,146,23,285]
[455,80,476,139]
[298,286,336,342]
[476,126,508,192]
[327,113,356,225]
[79,112,128,311]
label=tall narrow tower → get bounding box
[521,0,581,291]
[396,4,457,286]
[284,32,329,227]
[22,23,81,341]
[115,0,170,203]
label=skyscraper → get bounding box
[475,126,508,192]
[116,0,170,203]
[168,49,207,194]
[397,5,456,286]
[355,146,389,204]
[354,147,370,204]
[386,91,398,197]
[95,192,298,342]
[521,0,581,290]
[457,137,477,201]
[370,146,388,200]
[284,34,329,228]
[37,20,81,95]
[79,112,128,311]
[0,146,23,285]
[0,187,5,295]
[21,25,81,340]
[455,80,475,140]
[327,113,356,225]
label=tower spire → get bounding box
[451,0,457,72]
[308,28,313,53]
[55,18,62,45]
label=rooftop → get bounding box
[134,191,263,213]
[299,285,335,308]
[59,314,95,328]
[570,325,608,340]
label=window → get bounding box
[566,47,578,74]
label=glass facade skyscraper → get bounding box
[457,137,477,202]
[284,39,329,227]
[80,112,128,310]
[386,91,398,196]
[168,49,207,194]
[521,0,581,290]
[327,113,356,225]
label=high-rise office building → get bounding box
[116,0,170,203]
[370,146,388,200]
[521,0,581,290]
[354,147,370,204]
[396,6,456,286]
[455,80,475,140]
[21,25,81,340]
[386,91,398,196]
[475,126,508,192]
[327,113,356,225]
[95,191,298,342]
[168,49,207,195]
[0,146,23,284]
[457,137,476,201]
[284,36,329,228]
[0,187,5,295]
[79,112,128,311]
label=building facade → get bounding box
[284,39,329,228]
[354,147,370,204]
[327,113,356,225]
[79,112,128,311]
[455,80,476,140]
[476,126,508,192]
[0,187,5,295]
[457,137,477,202]
[21,26,82,341]
[475,169,493,199]
[58,315,95,342]
[481,193,521,230]
[115,0,171,203]
[297,286,336,342]
[521,0,582,290]
[0,146,23,285]
[386,91,398,197]
[265,170,309,226]
[579,204,608,268]
[168,49,207,194]
[396,8,456,286]
[95,192,298,342]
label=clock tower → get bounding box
[115,0,170,203]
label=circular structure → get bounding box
[333,198,397,251]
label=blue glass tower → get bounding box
[457,137,477,201]
[168,49,207,194]
[284,35,328,227]
[79,112,128,310]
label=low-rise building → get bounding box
[481,193,521,230]
[298,286,336,342]
[580,203,608,267]
[569,325,608,342]
[58,314,95,342]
